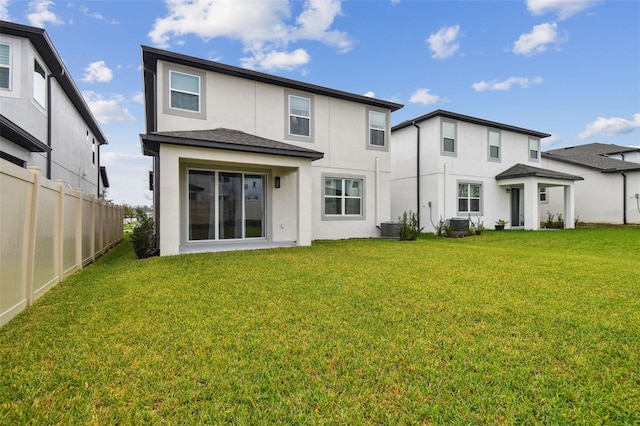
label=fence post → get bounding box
[25,167,41,307]
[55,180,65,283]
[89,194,96,264]
[75,188,83,271]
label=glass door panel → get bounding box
[189,170,216,240]
[244,175,265,238]
[219,172,243,239]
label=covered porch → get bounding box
[495,164,584,230]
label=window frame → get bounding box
[488,129,501,161]
[33,59,46,109]
[367,108,388,151]
[529,138,540,162]
[170,70,201,113]
[162,65,207,120]
[284,91,314,143]
[441,119,457,156]
[0,43,11,90]
[539,186,548,204]
[457,181,483,215]
[321,173,366,221]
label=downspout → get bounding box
[412,122,420,228]
[622,171,627,225]
[46,68,65,180]
[375,157,379,227]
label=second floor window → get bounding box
[489,130,500,159]
[529,138,539,160]
[442,120,456,154]
[33,60,46,108]
[0,44,10,89]
[170,71,200,112]
[369,110,386,147]
[289,95,310,137]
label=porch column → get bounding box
[524,179,540,230]
[564,184,575,229]
[296,165,313,246]
[159,147,181,256]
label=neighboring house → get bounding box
[0,21,108,197]
[541,143,640,224]
[140,46,403,255]
[391,110,583,232]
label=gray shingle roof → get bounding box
[495,163,584,181]
[542,143,640,172]
[141,128,324,161]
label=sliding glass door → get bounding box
[188,170,265,241]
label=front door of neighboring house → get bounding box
[188,170,266,241]
[510,188,524,227]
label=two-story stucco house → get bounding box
[541,143,640,225]
[140,46,403,255]
[391,110,583,233]
[0,21,109,196]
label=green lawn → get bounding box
[1,228,639,424]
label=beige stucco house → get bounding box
[140,46,403,255]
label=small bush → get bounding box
[131,212,155,259]
[466,215,485,236]
[398,210,423,241]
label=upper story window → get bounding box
[529,138,540,161]
[324,177,363,217]
[458,182,481,214]
[369,110,386,147]
[442,120,456,155]
[0,44,10,90]
[33,60,46,108]
[289,95,310,137]
[170,70,200,112]
[488,129,500,160]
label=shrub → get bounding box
[398,210,423,241]
[466,215,485,236]
[131,212,156,259]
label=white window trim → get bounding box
[441,119,457,157]
[0,43,11,91]
[488,129,501,162]
[288,94,311,138]
[284,91,314,143]
[529,138,540,162]
[170,70,201,113]
[366,108,389,151]
[321,173,366,221]
[457,181,483,215]
[162,65,206,120]
[33,58,46,109]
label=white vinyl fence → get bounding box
[1,160,123,326]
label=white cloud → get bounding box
[409,88,440,105]
[427,25,460,59]
[512,22,566,56]
[541,134,560,146]
[527,0,600,20]
[363,91,375,98]
[0,0,11,20]
[240,48,310,71]
[82,61,113,83]
[148,0,352,72]
[27,0,64,27]
[79,5,119,24]
[101,151,153,206]
[133,92,145,104]
[82,91,136,124]
[472,76,543,91]
[578,113,640,140]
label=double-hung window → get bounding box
[33,60,46,108]
[324,177,363,217]
[458,183,481,213]
[488,129,500,160]
[529,138,539,161]
[442,120,456,154]
[0,44,10,90]
[289,95,310,137]
[170,70,200,112]
[369,110,386,147]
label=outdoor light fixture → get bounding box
[506,188,511,193]
[275,176,281,188]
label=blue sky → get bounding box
[2,0,639,206]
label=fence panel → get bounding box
[0,160,123,327]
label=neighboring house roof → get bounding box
[392,109,551,139]
[542,143,640,173]
[141,128,325,161]
[140,45,404,133]
[495,163,584,181]
[0,114,51,152]
[0,20,107,145]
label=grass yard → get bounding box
[1,228,639,424]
